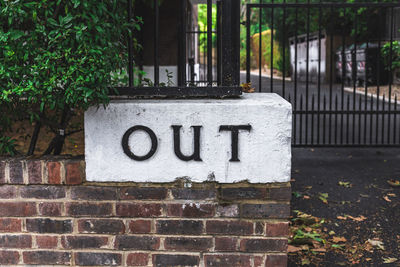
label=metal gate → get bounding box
[245,2,400,146]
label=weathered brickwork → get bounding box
[0,159,290,266]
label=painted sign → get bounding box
[85,94,292,183]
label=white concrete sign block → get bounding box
[85,93,292,183]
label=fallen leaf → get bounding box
[383,195,392,202]
[337,216,347,220]
[387,193,396,197]
[312,248,327,252]
[303,195,310,200]
[319,193,329,204]
[329,230,336,235]
[331,244,344,249]
[288,245,302,253]
[383,257,397,263]
[368,239,385,250]
[301,258,311,265]
[240,82,255,93]
[332,236,347,243]
[338,181,352,188]
[387,179,400,187]
[348,215,367,222]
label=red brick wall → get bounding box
[0,159,290,266]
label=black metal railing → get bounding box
[245,1,400,146]
[115,0,242,97]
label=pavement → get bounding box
[288,148,400,266]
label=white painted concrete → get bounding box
[85,93,292,183]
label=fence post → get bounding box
[221,0,241,86]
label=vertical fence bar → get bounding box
[154,0,159,86]
[346,94,350,144]
[382,94,386,144]
[328,7,334,145]
[340,8,346,145]
[352,7,357,144]
[305,1,310,145]
[293,1,299,145]
[323,95,326,144]
[300,95,303,145]
[270,0,274,93]
[387,7,394,144]
[259,2,262,92]
[128,0,134,87]
[335,95,338,144]
[178,0,187,86]
[394,95,397,144]
[207,0,213,86]
[217,0,222,86]
[364,41,369,144]
[376,7,382,144]
[370,94,373,144]
[282,0,286,99]
[358,94,362,144]
[317,4,322,145]
[311,95,315,145]
[246,5,251,83]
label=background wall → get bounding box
[0,158,290,266]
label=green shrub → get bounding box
[0,0,141,155]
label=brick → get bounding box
[221,187,267,200]
[21,185,65,199]
[0,185,17,198]
[65,161,83,185]
[47,161,61,184]
[0,251,19,264]
[266,222,289,237]
[0,202,36,216]
[71,186,117,200]
[23,251,71,265]
[206,220,253,235]
[9,161,23,184]
[254,256,265,267]
[266,254,287,267]
[115,236,159,250]
[75,252,121,266]
[26,219,72,233]
[216,204,239,217]
[215,237,238,251]
[62,236,108,249]
[166,203,215,217]
[240,238,288,252]
[78,219,125,234]
[0,218,22,232]
[36,236,58,248]
[127,253,149,266]
[0,235,31,248]
[129,220,151,234]
[270,186,291,201]
[38,202,62,216]
[171,188,216,200]
[165,237,212,251]
[27,160,42,184]
[204,255,251,267]
[116,203,161,217]
[0,161,5,183]
[256,222,265,235]
[66,202,113,217]
[120,187,167,200]
[156,220,203,235]
[241,204,290,219]
[153,254,200,267]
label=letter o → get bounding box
[121,126,158,161]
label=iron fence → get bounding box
[245,2,400,146]
[115,0,241,97]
